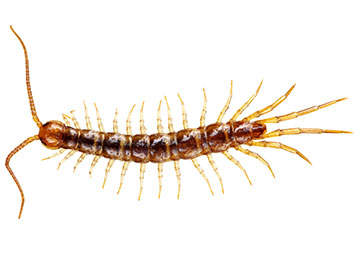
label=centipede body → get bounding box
[5,26,352,219]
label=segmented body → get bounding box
[50,121,265,163]
[6,26,351,219]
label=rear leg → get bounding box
[235,146,275,178]
[222,151,252,185]
[256,98,348,124]
[247,140,311,165]
[259,128,352,139]
[244,84,296,121]
[230,80,263,121]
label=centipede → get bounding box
[6,26,352,219]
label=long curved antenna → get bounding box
[10,25,42,127]
[6,135,39,219]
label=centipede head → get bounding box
[38,121,66,149]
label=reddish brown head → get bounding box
[38,121,66,149]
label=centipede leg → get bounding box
[206,154,224,193]
[222,151,252,185]
[138,163,146,201]
[217,80,233,123]
[199,90,224,193]
[165,97,181,198]
[235,146,275,178]
[191,159,214,195]
[83,101,92,129]
[89,155,100,176]
[257,98,348,124]
[70,110,80,128]
[73,153,87,172]
[138,102,146,200]
[156,100,164,198]
[42,148,65,161]
[102,159,114,189]
[117,162,130,195]
[243,84,296,121]
[113,108,119,133]
[94,103,104,132]
[230,80,263,121]
[117,105,135,195]
[259,128,352,139]
[57,150,76,170]
[247,140,312,165]
[62,114,71,126]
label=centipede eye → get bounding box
[38,121,66,149]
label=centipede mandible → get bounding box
[6,26,352,219]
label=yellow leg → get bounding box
[42,148,65,161]
[260,128,352,139]
[222,151,252,185]
[117,161,130,195]
[217,80,233,123]
[206,154,224,193]
[113,108,119,133]
[83,101,92,129]
[244,84,296,121]
[174,161,182,199]
[102,159,114,189]
[191,158,214,195]
[62,114,71,126]
[177,94,189,128]
[230,80,263,121]
[257,98,347,124]
[126,104,136,135]
[235,146,275,178]
[138,163,146,201]
[89,155,100,177]
[247,140,311,165]
[70,110,80,128]
[73,153,87,172]
[140,102,146,134]
[94,103,104,132]
[157,163,163,199]
[200,88,207,127]
[57,150,76,170]
[165,96,182,198]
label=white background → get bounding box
[0,1,355,260]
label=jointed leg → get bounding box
[73,153,87,172]
[94,103,104,132]
[70,110,80,128]
[42,148,65,161]
[83,101,92,129]
[177,94,189,128]
[62,114,71,126]
[89,155,100,176]
[206,154,224,193]
[117,161,130,195]
[102,159,114,189]
[247,140,311,165]
[140,102,146,134]
[157,101,164,198]
[191,158,214,195]
[257,98,347,124]
[259,128,352,139]
[126,104,136,135]
[222,151,252,185]
[217,80,233,123]
[165,97,182,198]
[200,89,207,127]
[138,163,146,201]
[235,146,275,178]
[244,84,296,121]
[113,108,119,133]
[230,80,263,121]
[57,150,76,170]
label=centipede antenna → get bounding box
[10,26,42,128]
[5,135,39,219]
